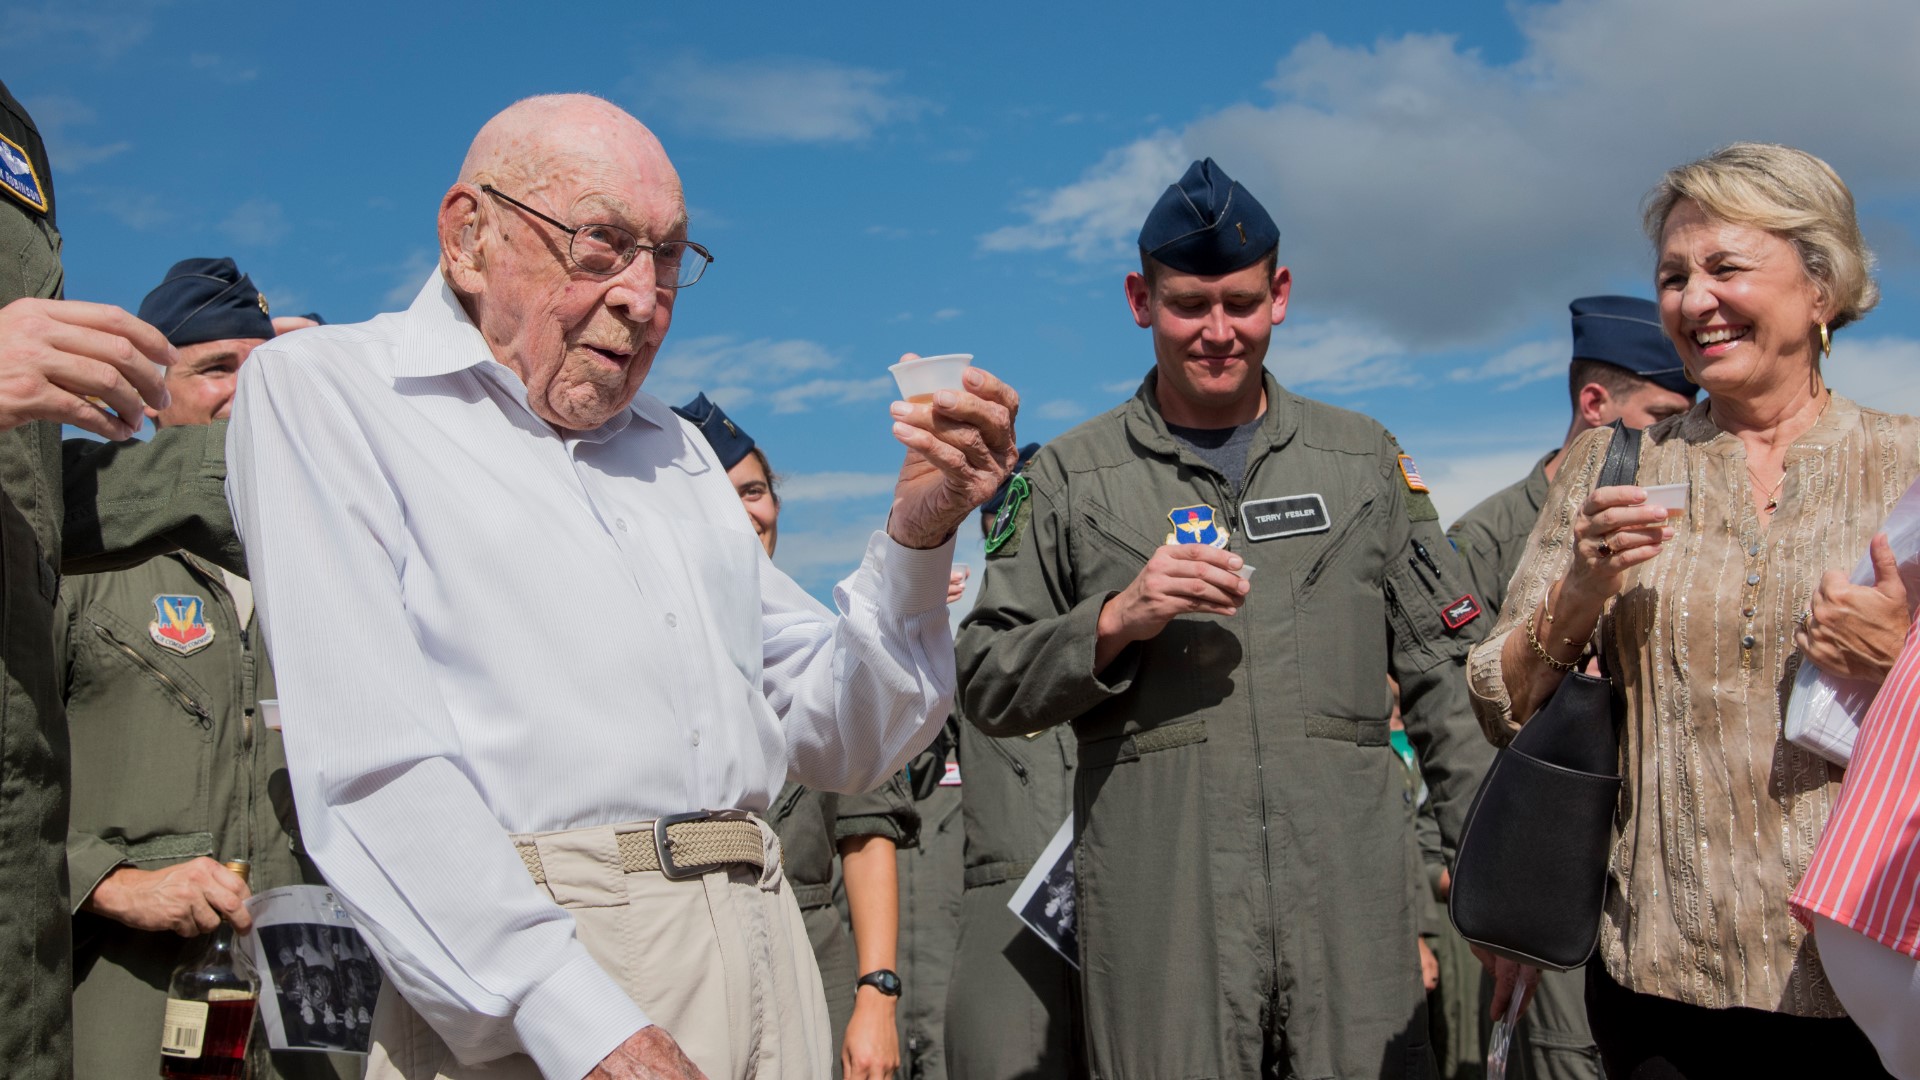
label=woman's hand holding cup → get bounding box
[1566,485,1674,602]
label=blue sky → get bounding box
[8,0,1919,603]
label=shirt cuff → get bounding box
[866,530,955,617]
[66,833,129,916]
[513,951,652,1080]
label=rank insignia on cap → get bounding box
[1441,594,1483,631]
[1166,504,1228,548]
[256,292,270,315]
[1397,454,1429,494]
[149,594,216,655]
[0,133,49,214]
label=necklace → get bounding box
[1746,463,1786,514]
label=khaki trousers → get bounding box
[365,818,831,1080]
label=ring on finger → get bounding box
[1596,538,1613,558]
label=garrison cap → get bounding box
[672,392,756,470]
[1137,158,1279,276]
[1569,295,1698,398]
[136,257,274,347]
[979,442,1042,528]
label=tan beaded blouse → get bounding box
[1468,394,1920,1016]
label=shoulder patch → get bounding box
[1397,453,1429,493]
[985,474,1031,557]
[149,594,216,656]
[0,132,48,214]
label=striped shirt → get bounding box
[226,273,957,1080]
[1794,621,1920,959]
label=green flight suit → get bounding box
[60,554,356,1080]
[944,715,1085,1080]
[0,76,244,1080]
[769,776,919,1078]
[894,735,964,1080]
[1446,454,1601,1080]
[956,372,1496,1080]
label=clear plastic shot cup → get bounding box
[1233,564,1256,581]
[1643,483,1688,530]
[889,353,974,403]
[258,699,282,732]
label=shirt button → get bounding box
[616,519,629,532]
[691,731,701,747]
[665,612,678,628]
[1747,573,1762,586]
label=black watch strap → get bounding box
[856,969,902,997]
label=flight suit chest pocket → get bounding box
[1074,499,1159,595]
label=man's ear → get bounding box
[438,185,485,294]
[1124,272,1153,329]
[1576,382,1614,428]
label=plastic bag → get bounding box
[1784,476,1920,765]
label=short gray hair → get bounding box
[1642,142,1878,332]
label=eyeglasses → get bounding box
[480,184,713,288]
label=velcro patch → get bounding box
[1240,494,1330,541]
[0,132,48,214]
[1440,594,1482,631]
[985,474,1031,557]
[1397,454,1429,493]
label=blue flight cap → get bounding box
[136,257,275,348]
[979,442,1042,527]
[672,392,756,470]
[1137,158,1280,276]
[1569,296,1698,399]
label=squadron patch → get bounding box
[1166,504,1228,548]
[985,474,1031,557]
[1397,454,1429,493]
[1240,494,1330,542]
[149,594,215,656]
[1440,594,1483,631]
[0,133,48,214]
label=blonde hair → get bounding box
[1642,142,1878,331]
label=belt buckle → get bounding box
[654,809,752,881]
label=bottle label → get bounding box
[161,998,208,1059]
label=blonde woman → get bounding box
[1468,143,1918,1077]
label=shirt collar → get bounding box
[391,269,669,442]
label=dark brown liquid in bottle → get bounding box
[159,997,256,1079]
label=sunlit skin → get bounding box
[145,337,265,428]
[1122,258,1290,428]
[1609,382,1695,430]
[439,97,688,433]
[727,453,779,557]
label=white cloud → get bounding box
[219,199,289,246]
[92,190,171,231]
[770,522,883,592]
[638,56,931,143]
[187,51,257,82]
[21,95,129,173]
[383,249,436,309]
[1448,338,1565,388]
[980,0,1920,349]
[0,2,159,60]
[1426,445,1561,529]
[1103,377,1146,395]
[646,334,860,413]
[768,376,896,414]
[776,471,897,503]
[1264,320,1421,393]
[1824,335,1920,420]
[931,308,962,321]
[1034,399,1086,421]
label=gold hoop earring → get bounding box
[1819,321,1832,359]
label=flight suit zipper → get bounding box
[94,624,212,728]
[978,734,1031,783]
[1222,457,1283,1011]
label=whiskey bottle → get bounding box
[160,860,258,1079]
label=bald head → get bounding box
[437,95,692,432]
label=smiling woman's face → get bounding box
[1656,198,1827,402]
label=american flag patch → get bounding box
[1398,454,1429,493]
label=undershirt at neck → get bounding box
[1166,418,1262,496]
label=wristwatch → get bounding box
[856,969,902,997]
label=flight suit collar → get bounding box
[1521,449,1556,513]
[1123,368,1301,480]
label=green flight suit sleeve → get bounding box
[956,462,1141,737]
[835,770,921,851]
[1380,436,1498,862]
[60,422,243,575]
[51,582,123,912]
[1446,512,1510,622]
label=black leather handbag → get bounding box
[1447,420,1641,970]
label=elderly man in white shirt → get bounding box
[225,95,1019,1080]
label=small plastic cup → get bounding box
[259,699,282,732]
[889,353,973,403]
[1233,564,1256,581]
[1643,483,1688,529]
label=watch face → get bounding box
[861,970,902,996]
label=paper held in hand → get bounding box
[1785,474,1920,765]
[242,885,383,1055]
[1008,814,1079,969]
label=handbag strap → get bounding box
[1589,419,1644,682]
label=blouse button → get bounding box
[1746,573,1762,586]
[1741,634,1757,648]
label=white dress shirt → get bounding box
[225,274,955,1080]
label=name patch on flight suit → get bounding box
[1239,494,1330,542]
[149,594,215,656]
[0,132,48,213]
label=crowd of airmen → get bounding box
[0,71,1897,1080]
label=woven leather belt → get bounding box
[516,810,765,884]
